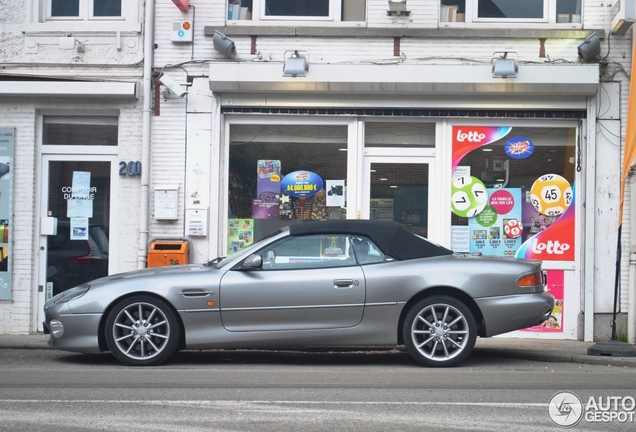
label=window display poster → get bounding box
[227,218,254,255]
[522,269,564,332]
[468,188,522,257]
[0,128,14,300]
[516,183,576,261]
[254,160,281,220]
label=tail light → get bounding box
[518,271,543,287]
[68,240,104,266]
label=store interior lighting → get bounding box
[491,52,518,79]
[283,51,309,77]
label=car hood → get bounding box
[86,263,215,286]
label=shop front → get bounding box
[208,62,599,339]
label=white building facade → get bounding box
[1,0,635,344]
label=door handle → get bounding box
[333,279,354,288]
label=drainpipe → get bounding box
[138,0,155,269]
[629,167,636,344]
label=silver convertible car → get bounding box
[44,220,554,367]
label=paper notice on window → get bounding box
[70,218,89,240]
[67,198,94,218]
[451,225,470,252]
[72,171,91,199]
[326,180,345,207]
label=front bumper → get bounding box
[475,291,555,337]
[44,303,103,354]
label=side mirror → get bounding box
[242,254,263,269]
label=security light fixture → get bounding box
[492,52,518,79]
[158,73,188,97]
[213,30,236,58]
[283,51,309,78]
[577,32,601,62]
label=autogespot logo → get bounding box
[548,391,584,428]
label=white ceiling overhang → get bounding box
[209,62,599,108]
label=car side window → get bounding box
[352,236,386,265]
[259,234,355,270]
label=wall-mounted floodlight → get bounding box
[158,73,188,97]
[283,51,309,77]
[491,52,518,79]
[577,32,601,62]
[213,30,236,58]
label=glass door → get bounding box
[37,155,115,330]
[362,156,435,240]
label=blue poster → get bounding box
[469,188,523,257]
[0,129,14,300]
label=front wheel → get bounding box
[105,295,182,366]
[403,295,477,367]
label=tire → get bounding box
[403,295,477,367]
[105,295,182,366]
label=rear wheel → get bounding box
[403,295,477,367]
[105,295,182,366]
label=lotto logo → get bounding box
[531,239,571,255]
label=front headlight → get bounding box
[52,286,90,305]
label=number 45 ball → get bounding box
[451,176,488,218]
[530,174,572,217]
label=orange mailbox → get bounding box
[147,241,190,268]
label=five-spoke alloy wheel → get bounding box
[105,295,182,366]
[403,295,477,367]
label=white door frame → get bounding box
[35,153,119,331]
[361,152,443,246]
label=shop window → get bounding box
[449,126,576,262]
[365,122,435,148]
[227,124,348,253]
[43,116,118,146]
[227,0,365,22]
[440,0,581,24]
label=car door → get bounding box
[219,233,366,332]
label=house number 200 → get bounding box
[119,161,142,176]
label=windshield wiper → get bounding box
[204,256,226,267]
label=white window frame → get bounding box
[26,0,140,33]
[472,0,549,23]
[47,0,124,21]
[440,0,583,27]
[233,0,343,23]
[258,0,339,22]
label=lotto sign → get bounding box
[530,174,573,216]
[451,176,488,217]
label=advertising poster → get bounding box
[522,270,564,332]
[253,160,281,220]
[516,183,575,261]
[468,188,523,257]
[0,128,14,300]
[227,218,254,255]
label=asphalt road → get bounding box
[0,348,635,431]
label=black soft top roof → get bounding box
[288,220,453,260]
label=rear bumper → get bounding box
[475,292,555,337]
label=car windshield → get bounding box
[212,228,287,269]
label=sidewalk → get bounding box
[1,333,635,367]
